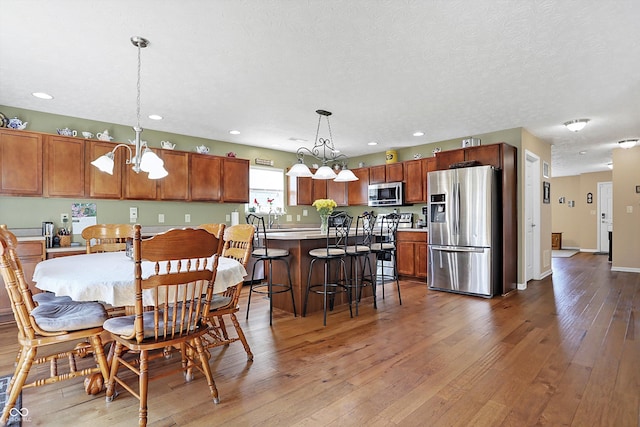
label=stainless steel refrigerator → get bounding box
[427,165,501,297]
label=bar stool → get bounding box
[246,214,296,326]
[345,212,377,315]
[304,211,353,326]
[370,212,402,305]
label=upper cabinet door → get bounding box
[85,140,123,199]
[123,148,159,200]
[44,135,85,198]
[221,157,249,203]
[0,129,43,196]
[347,167,370,206]
[403,159,425,204]
[158,150,189,200]
[190,154,221,201]
[327,179,348,206]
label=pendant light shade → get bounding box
[334,168,358,182]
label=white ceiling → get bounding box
[2,0,639,177]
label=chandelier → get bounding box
[286,110,358,182]
[91,36,168,179]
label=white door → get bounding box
[525,151,541,282]
[598,182,613,253]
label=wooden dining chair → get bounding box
[81,223,134,254]
[202,224,254,360]
[103,225,222,427]
[197,223,226,255]
[0,225,111,426]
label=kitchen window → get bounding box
[247,166,285,214]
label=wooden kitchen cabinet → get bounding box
[0,239,46,324]
[158,149,189,200]
[44,135,85,197]
[369,163,404,184]
[190,153,222,201]
[403,158,435,204]
[396,230,428,279]
[123,147,159,200]
[85,140,123,199]
[326,179,348,206]
[221,157,250,203]
[0,128,43,196]
[347,167,370,206]
[287,169,347,206]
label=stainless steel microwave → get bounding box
[368,182,404,207]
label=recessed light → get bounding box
[579,151,587,155]
[413,131,424,137]
[32,92,53,100]
[148,114,163,120]
[229,130,240,135]
[289,137,307,143]
[368,141,378,146]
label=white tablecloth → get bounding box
[33,252,247,307]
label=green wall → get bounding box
[0,105,522,234]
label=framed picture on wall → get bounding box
[543,161,550,179]
[543,181,550,204]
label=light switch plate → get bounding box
[185,214,191,223]
[129,207,138,223]
[158,213,165,223]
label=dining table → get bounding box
[33,251,248,307]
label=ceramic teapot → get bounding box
[195,145,209,154]
[161,140,176,150]
[96,130,113,141]
[57,127,77,137]
[8,117,27,130]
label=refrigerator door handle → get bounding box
[453,182,460,236]
[430,245,486,253]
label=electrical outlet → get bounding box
[626,206,633,213]
[296,214,301,221]
[225,214,231,222]
[158,213,165,223]
[60,213,69,223]
[185,214,191,223]
[286,215,292,222]
[129,207,138,223]
[303,209,308,217]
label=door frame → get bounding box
[597,181,613,253]
[524,150,542,285]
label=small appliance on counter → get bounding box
[42,221,54,248]
[416,206,428,229]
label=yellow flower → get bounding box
[312,199,337,216]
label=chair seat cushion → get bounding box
[370,243,395,251]
[33,292,74,304]
[209,294,232,310]
[309,247,346,258]
[252,248,289,258]
[104,308,200,339]
[31,301,107,332]
[345,245,370,255]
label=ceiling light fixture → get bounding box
[607,162,613,170]
[229,130,241,135]
[618,139,638,149]
[148,114,163,120]
[564,119,590,132]
[413,131,424,137]
[286,110,358,182]
[91,36,167,179]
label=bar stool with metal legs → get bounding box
[345,212,377,315]
[245,214,296,326]
[304,211,353,326]
[370,212,402,305]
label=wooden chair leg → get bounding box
[230,313,254,361]
[194,337,220,404]
[0,346,35,425]
[138,349,149,427]
[217,316,230,341]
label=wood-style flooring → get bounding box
[0,252,638,426]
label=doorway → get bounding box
[597,182,613,253]
[525,151,542,284]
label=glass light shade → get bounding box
[334,168,359,182]
[147,166,169,179]
[618,139,638,149]
[90,152,115,174]
[313,165,337,180]
[139,148,164,172]
[286,162,313,177]
[564,119,589,132]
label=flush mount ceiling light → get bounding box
[91,36,167,179]
[618,139,638,149]
[32,92,53,100]
[286,110,358,182]
[564,119,590,132]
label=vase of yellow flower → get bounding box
[312,199,337,234]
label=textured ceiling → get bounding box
[1,0,639,177]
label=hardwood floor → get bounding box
[1,252,638,426]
